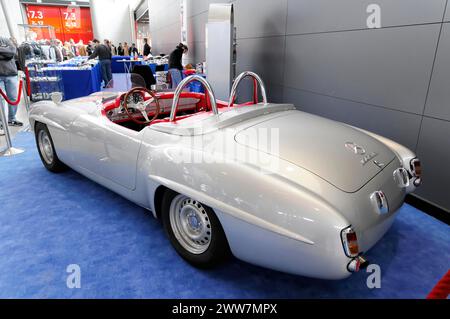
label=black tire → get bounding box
[161,189,231,268]
[35,122,68,173]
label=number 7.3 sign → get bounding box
[63,11,77,20]
[28,10,44,19]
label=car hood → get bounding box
[234,111,396,193]
[48,92,119,115]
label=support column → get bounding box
[0,0,17,39]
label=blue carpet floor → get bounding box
[0,132,449,299]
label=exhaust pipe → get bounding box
[358,256,369,269]
[347,256,370,273]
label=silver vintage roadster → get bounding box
[29,72,421,279]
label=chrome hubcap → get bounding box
[38,130,54,165]
[169,195,212,254]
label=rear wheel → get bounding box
[35,122,68,173]
[161,190,230,267]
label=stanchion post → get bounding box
[0,99,13,148]
[0,81,25,157]
[19,72,31,132]
[19,71,30,113]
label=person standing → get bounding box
[128,43,139,57]
[86,40,94,56]
[104,39,111,50]
[69,38,78,56]
[122,42,129,57]
[49,39,63,62]
[62,42,74,60]
[103,39,114,56]
[89,39,112,88]
[0,36,22,136]
[143,38,151,56]
[117,43,124,56]
[10,37,20,71]
[40,40,51,60]
[110,42,117,55]
[64,41,75,59]
[168,43,188,89]
[77,40,87,56]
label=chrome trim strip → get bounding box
[370,191,389,215]
[393,168,410,188]
[149,175,315,245]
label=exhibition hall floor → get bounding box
[0,132,448,299]
[0,101,29,150]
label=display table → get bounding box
[112,55,170,74]
[27,64,65,102]
[112,56,129,73]
[116,59,145,74]
[146,63,169,73]
[112,56,145,73]
[60,63,102,100]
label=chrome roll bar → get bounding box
[228,71,268,108]
[170,75,218,122]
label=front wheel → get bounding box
[35,122,68,173]
[161,190,230,268]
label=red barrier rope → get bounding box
[427,269,450,299]
[0,79,23,106]
[25,67,31,96]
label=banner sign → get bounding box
[25,4,94,43]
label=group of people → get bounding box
[0,34,190,136]
[102,38,152,58]
[15,38,115,63]
[27,37,146,62]
[89,39,188,90]
[43,38,117,62]
[88,38,153,88]
[116,42,139,57]
[33,37,151,89]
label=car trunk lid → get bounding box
[234,111,396,193]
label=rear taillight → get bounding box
[410,158,421,176]
[411,158,421,176]
[341,227,360,258]
[410,158,422,186]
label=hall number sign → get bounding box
[25,4,93,43]
[62,7,80,29]
[27,9,44,24]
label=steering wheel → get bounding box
[123,87,160,125]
